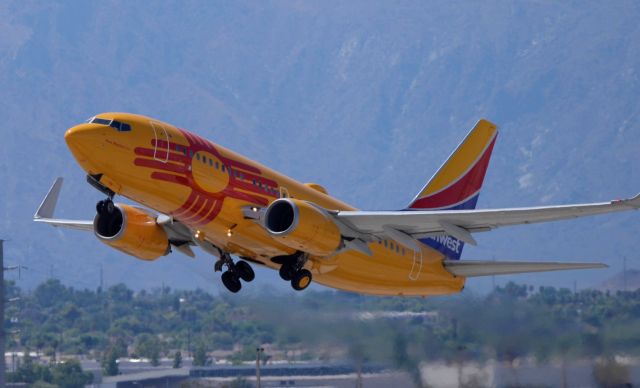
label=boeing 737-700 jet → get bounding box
[34,113,639,295]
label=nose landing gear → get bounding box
[215,251,255,293]
[96,198,115,215]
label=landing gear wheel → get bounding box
[221,271,242,293]
[236,260,255,282]
[106,200,115,214]
[279,263,295,281]
[291,269,312,291]
[96,199,115,215]
[96,200,105,215]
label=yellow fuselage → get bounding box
[65,113,464,296]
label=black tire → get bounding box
[291,269,312,291]
[221,271,242,293]
[106,200,115,214]
[279,263,295,281]
[236,260,255,282]
[96,200,106,215]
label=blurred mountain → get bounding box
[598,269,640,292]
[0,1,639,292]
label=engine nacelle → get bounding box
[94,204,169,261]
[263,198,341,257]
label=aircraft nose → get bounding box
[64,124,95,146]
[64,123,109,170]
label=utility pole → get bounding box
[623,256,627,292]
[99,263,104,292]
[0,240,7,387]
[256,347,264,388]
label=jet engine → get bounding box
[263,198,341,257]
[94,203,170,260]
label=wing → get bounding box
[444,260,607,277]
[33,178,200,258]
[336,193,640,246]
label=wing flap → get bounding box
[444,260,607,277]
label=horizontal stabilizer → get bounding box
[444,260,607,278]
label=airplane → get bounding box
[33,113,639,296]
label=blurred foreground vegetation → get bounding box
[5,279,640,372]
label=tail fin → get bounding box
[406,119,498,260]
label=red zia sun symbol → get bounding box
[133,128,279,227]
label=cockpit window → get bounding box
[109,120,131,132]
[91,118,112,125]
[89,117,131,132]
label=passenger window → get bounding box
[196,154,200,161]
[209,159,213,166]
[384,241,388,248]
[221,165,225,172]
[215,161,219,169]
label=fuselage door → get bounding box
[150,121,170,163]
[279,187,290,198]
[409,249,423,281]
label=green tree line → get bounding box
[4,279,640,372]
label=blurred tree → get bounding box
[593,357,630,387]
[101,348,119,376]
[51,359,93,388]
[193,344,208,367]
[173,351,182,368]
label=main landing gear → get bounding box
[276,252,313,291]
[215,251,255,293]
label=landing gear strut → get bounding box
[215,251,255,293]
[275,252,313,291]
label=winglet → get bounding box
[34,178,64,219]
[612,192,640,208]
[628,192,640,207]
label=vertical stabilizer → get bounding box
[407,119,498,259]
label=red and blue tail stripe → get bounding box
[406,119,498,260]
